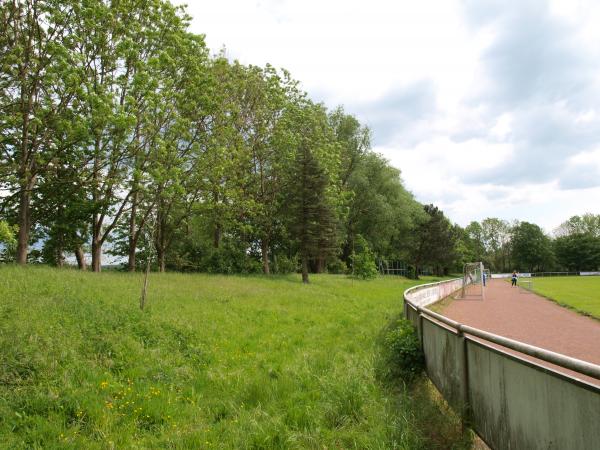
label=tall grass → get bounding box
[0,266,471,448]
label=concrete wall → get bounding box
[405,280,600,450]
[467,340,600,450]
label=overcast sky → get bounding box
[173,0,600,232]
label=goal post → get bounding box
[519,279,534,294]
[459,262,486,299]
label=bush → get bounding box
[0,221,17,262]
[272,254,298,274]
[376,317,424,384]
[326,257,347,274]
[351,235,378,279]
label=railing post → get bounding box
[457,324,471,429]
[417,307,424,352]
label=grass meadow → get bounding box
[531,276,600,319]
[0,266,471,449]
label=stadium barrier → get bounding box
[403,279,600,450]
[492,271,600,278]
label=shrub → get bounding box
[376,317,424,384]
[326,257,347,274]
[272,254,298,274]
[351,235,378,279]
[0,221,17,262]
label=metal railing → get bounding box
[403,279,600,450]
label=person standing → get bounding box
[511,270,518,287]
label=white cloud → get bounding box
[173,0,600,230]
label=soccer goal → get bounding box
[458,262,486,299]
[519,279,534,294]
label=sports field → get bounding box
[530,276,600,319]
[0,266,470,449]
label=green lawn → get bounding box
[0,266,469,449]
[532,276,600,319]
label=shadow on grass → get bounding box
[375,314,474,450]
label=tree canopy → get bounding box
[1,1,597,279]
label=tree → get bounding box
[555,214,600,238]
[410,204,457,277]
[351,235,377,279]
[511,222,554,272]
[342,152,420,265]
[480,218,511,272]
[232,64,300,274]
[0,0,89,264]
[554,233,600,271]
[464,221,486,263]
[283,102,340,283]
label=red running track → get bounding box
[441,278,600,385]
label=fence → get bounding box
[492,271,600,278]
[403,279,600,450]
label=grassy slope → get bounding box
[0,266,467,449]
[531,276,600,319]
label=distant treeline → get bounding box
[461,214,600,274]
[1,1,598,280]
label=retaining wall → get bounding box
[404,279,600,450]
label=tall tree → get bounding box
[283,102,340,283]
[410,204,457,276]
[480,218,511,271]
[511,222,554,272]
[0,0,88,264]
[554,233,600,271]
[555,214,600,238]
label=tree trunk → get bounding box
[91,237,102,272]
[128,237,137,271]
[140,253,151,310]
[15,186,31,265]
[261,238,270,275]
[213,223,221,248]
[56,242,65,268]
[301,255,309,284]
[16,17,34,266]
[315,254,325,273]
[157,247,165,273]
[128,191,138,272]
[74,245,87,270]
[155,215,166,273]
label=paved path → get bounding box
[441,278,600,384]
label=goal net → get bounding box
[519,279,534,294]
[458,262,485,299]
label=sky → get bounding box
[172,0,600,232]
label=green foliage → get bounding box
[271,254,298,274]
[410,204,457,276]
[376,317,424,384]
[0,266,471,448]
[351,235,378,279]
[511,221,554,272]
[326,257,348,274]
[0,0,432,280]
[0,221,17,261]
[554,233,600,271]
[0,221,16,246]
[556,213,600,237]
